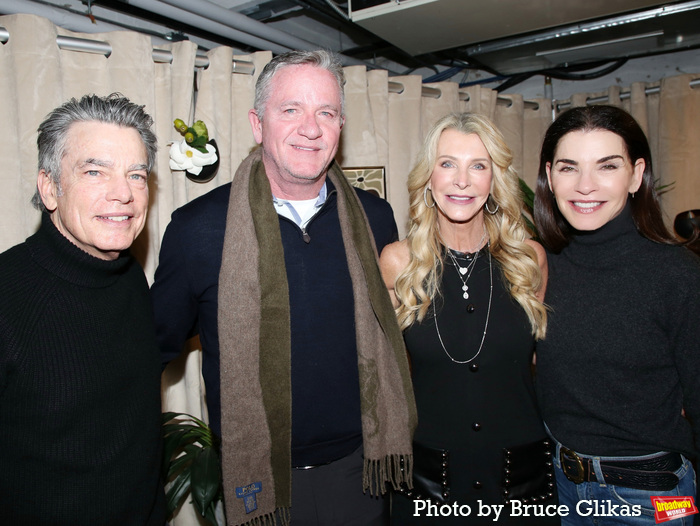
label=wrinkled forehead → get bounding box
[269,64,343,110]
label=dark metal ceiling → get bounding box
[4,0,700,91]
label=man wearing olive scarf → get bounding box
[152,50,416,526]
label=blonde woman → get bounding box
[380,113,558,524]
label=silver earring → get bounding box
[484,196,499,215]
[630,192,636,199]
[423,186,435,209]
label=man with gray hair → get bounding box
[152,50,416,525]
[0,94,166,525]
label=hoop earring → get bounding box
[423,186,435,209]
[484,196,499,215]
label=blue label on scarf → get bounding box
[235,482,262,514]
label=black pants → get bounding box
[288,446,388,525]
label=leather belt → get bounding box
[560,447,682,491]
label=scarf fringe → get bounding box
[234,507,290,526]
[363,454,414,496]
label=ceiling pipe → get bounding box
[156,0,321,52]
[152,0,369,67]
[123,0,293,54]
[0,0,221,50]
[1,0,132,36]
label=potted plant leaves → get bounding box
[162,412,223,525]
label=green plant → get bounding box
[519,178,538,239]
[655,179,675,196]
[173,119,211,154]
[162,412,222,525]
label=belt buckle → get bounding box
[560,446,585,484]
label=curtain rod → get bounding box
[0,27,696,109]
[0,26,254,74]
[387,81,540,110]
[555,79,700,111]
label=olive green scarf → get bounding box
[218,148,416,526]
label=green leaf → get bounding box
[518,178,535,211]
[165,411,212,431]
[163,423,212,441]
[167,444,201,481]
[162,411,181,423]
[518,178,539,239]
[161,412,222,521]
[654,179,675,196]
[192,120,209,141]
[165,467,192,517]
[190,447,221,516]
[162,427,211,477]
[162,428,190,477]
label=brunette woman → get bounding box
[534,105,699,525]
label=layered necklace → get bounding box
[445,229,487,300]
[434,230,493,364]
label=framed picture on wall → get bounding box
[342,166,386,199]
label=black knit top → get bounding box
[536,205,700,459]
[0,214,166,525]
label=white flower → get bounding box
[169,140,218,175]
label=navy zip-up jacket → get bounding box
[151,177,398,466]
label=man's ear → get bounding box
[248,109,263,145]
[37,170,58,212]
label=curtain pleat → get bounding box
[658,74,700,227]
[339,65,380,167]
[522,99,553,191]
[460,84,498,118]
[151,40,199,256]
[387,75,423,236]
[494,95,526,180]
[367,68,391,172]
[420,80,461,135]
[0,15,64,250]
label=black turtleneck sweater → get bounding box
[0,214,166,525]
[536,205,700,459]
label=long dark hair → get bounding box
[534,105,676,253]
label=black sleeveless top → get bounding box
[391,247,558,525]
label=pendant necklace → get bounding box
[445,228,487,300]
[434,245,493,364]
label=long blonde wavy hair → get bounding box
[394,112,547,339]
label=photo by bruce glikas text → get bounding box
[412,499,642,521]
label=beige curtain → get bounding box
[460,84,498,119]
[387,75,423,235]
[657,74,700,226]
[149,40,199,259]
